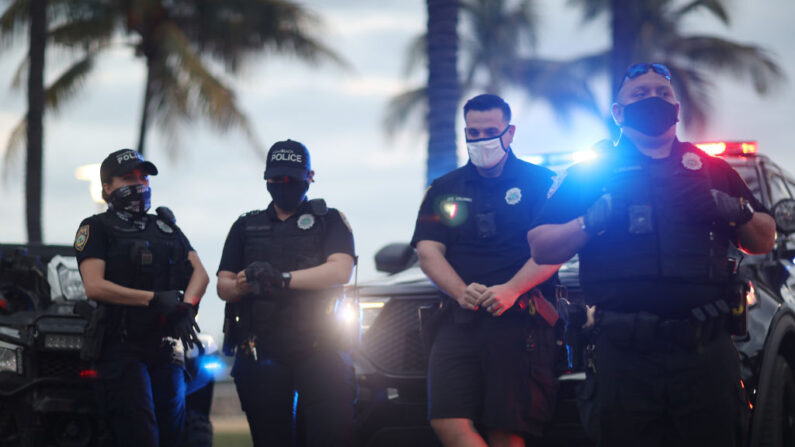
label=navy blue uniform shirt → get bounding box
[411,151,555,298]
[533,138,769,316]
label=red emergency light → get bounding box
[695,141,758,157]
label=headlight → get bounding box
[43,334,83,351]
[359,298,389,333]
[47,255,86,301]
[0,340,23,374]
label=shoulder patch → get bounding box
[74,225,90,252]
[338,211,353,234]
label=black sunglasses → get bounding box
[619,63,672,88]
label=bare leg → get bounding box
[430,418,488,447]
[487,429,525,447]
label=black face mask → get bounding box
[267,180,309,211]
[621,97,678,137]
[108,184,151,216]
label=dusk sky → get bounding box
[1,0,793,341]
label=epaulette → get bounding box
[309,198,328,216]
[241,209,265,218]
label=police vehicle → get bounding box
[349,141,795,447]
[0,244,222,447]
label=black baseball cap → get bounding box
[264,139,311,180]
[99,149,158,183]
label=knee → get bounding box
[430,418,479,444]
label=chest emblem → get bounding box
[681,152,703,171]
[74,225,89,252]
[297,214,315,230]
[505,187,522,205]
[155,219,174,234]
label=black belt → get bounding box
[596,309,727,351]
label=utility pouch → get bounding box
[628,204,654,234]
[79,302,107,361]
[475,212,496,239]
[726,277,749,336]
[222,301,243,356]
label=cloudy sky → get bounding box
[1,0,793,340]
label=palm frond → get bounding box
[149,21,265,156]
[0,0,30,49]
[2,117,26,181]
[666,36,785,94]
[11,53,27,89]
[665,63,711,136]
[171,0,349,73]
[674,0,729,25]
[508,57,602,124]
[45,51,96,114]
[403,33,426,77]
[383,86,427,138]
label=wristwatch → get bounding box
[737,197,754,226]
[577,215,587,233]
[281,272,292,289]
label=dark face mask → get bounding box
[621,97,678,137]
[108,184,151,216]
[267,180,309,211]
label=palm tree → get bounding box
[570,0,785,134]
[425,0,460,185]
[386,0,600,183]
[1,0,344,240]
[121,0,346,155]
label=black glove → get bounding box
[711,189,754,227]
[149,290,182,316]
[583,193,613,236]
[170,302,203,353]
[245,261,286,296]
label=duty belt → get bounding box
[595,308,728,351]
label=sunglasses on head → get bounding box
[619,63,672,87]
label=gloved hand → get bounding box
[149,290,182,316]
[244,261,286,296]
[169,302,203,353]
[583,193,613,236]
[711,189,754,226]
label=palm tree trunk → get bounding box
[26,0,46,243]
[610,0,638,99]
[137,56,155,155]
[425,0,460,186]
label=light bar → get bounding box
[695,141,757,157]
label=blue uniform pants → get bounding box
[94,349,186,447]
[232,347,356,447]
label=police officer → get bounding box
[217,139,356,447]
[74,148,209,446]
[413,94,561,447]
[528,63,776,446]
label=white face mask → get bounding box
[466,128,508,169]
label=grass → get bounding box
[213,431,253,446]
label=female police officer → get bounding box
[217,139,356,447]
[74,148,209,446]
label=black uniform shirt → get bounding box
[217,200,355,275]
[533,138,769,316]
[411,151,555,299]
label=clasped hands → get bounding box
[456,283,519,317]
[236,261,286,297]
